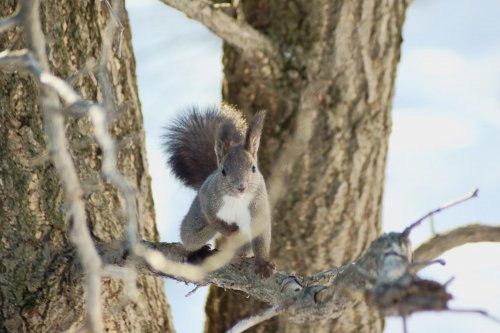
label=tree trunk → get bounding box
[0,1,174,332]
[205,0,408,332]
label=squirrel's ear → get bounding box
[244,111,266,158]
[215,121,235,165]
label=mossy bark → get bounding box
[205,0,408,332]
[0,1,173,332]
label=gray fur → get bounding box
[165,106,273,277]
[162,106,245,190]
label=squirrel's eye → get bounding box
[251,165,256,173]
[221,169,227,176]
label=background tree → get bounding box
[157,1,408,332]
[0,1,173,332]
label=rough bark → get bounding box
[204,0,408,332]
[0,1,174,332]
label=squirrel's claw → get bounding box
[255,259,275,278]
[186,245,217,264]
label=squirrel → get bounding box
[162,105,274,277]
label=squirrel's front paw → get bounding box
[254,259,275,278]
[221,222,239,235]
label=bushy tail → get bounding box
[162,106,246,190]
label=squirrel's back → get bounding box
[162,105,247,190]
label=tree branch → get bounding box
[413,224,500,264]
[0,5,21,33]
[402,189,479,236]
[91,220,500,322]
[90,221,500,328]
[158,0,276,56]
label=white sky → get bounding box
[126,0,500,332]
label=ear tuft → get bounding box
[215,120,241,165]
[244,111,266,158]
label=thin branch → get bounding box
[0,4,22,34]
[413,224,500,265]
[185,285,201,297]
[0,49,82,103]
[95,0,141,251]
[226,306,282,333]
[448,308,500,325]
[158,0,276,56]
[16,0,104,331]
[403,188,479,236]
[99,0,120,108]
[409,258,445,270]
[93,220,500,326]
[101,0,124,57]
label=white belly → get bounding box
[216,195,252,239]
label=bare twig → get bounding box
[15,0,105,331]
[448,308,500,325]
[158,0,276,56]
[101,0,124,57]
[409,258,446,270]
[185,285,201,297]
[99,0,120,108]
[95,0,141,250]
[0,4,22,33]
[443,277,455,287]
[226,305,282,333]
[403,188,479,236]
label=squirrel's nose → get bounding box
[237,184,246,193]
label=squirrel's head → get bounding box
[214,111,265,197]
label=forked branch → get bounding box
[93,189,500,332]
[94,221,500,331]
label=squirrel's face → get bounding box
[218,146,260,197]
